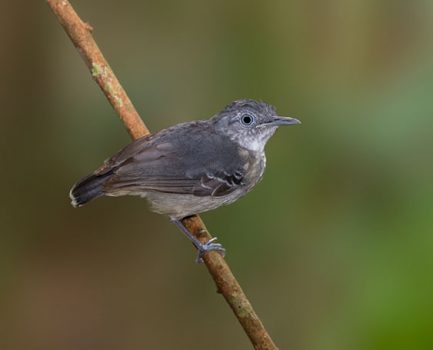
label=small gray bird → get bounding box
[70,99,300,261]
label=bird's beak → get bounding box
[266,116,301,126]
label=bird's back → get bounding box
[105,121,245,181]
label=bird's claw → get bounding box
[196,237,226,263]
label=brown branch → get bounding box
[47,1,278,349]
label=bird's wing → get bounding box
[100,123,249,197]
[109,170,246,197]
[192,170,245,196]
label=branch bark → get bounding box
[47,1,278,349]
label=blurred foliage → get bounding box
[1,0,433,349]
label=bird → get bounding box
[69,99,300,261]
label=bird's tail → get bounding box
[69,171,113,207]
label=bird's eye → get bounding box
[240,113,255,126]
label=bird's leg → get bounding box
[171,219,226,263]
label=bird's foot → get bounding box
[195,237,226,263]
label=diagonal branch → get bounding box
[47,1,278,349]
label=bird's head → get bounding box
[212,99,300,152]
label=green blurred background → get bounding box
[1,1,433,349]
